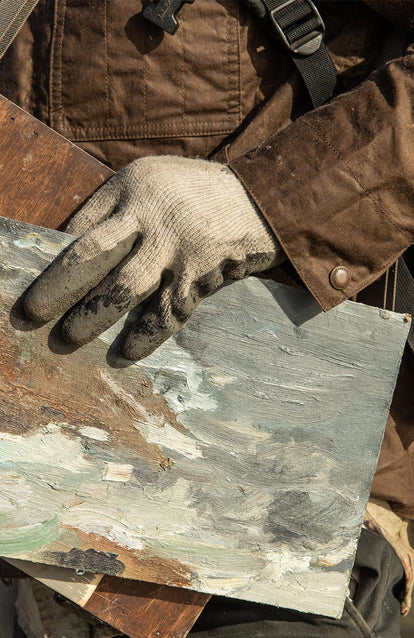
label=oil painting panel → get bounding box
[0,217,409,617]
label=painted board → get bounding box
[0,216,409,618]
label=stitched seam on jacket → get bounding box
[58,127,238,142]
[143,32,147,138]
[180,18,185,121]
[225,12,231,126]
[56,0,66,130]
[236,2,242,122]
[103,0,110,135]
[28,11,35,117]
[227,1,242,123]
[62,122,235,131]
[303,118,411,243]
[49,0,66,129]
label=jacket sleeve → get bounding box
[229,52,414,311]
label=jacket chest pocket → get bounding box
[50,0,242,141]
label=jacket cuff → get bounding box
[229,115,411,311]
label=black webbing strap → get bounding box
[0,0,40,61]
[260,0,338,108]
[291,44,338,109]
[394,259,414,351]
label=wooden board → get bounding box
[84,577,210,638]
[0,216,409,619]
[8,558,208,638]
[0,94,209,637]
[0,96,112,229]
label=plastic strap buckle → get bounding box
[268,0,325,56]
[142,0,195,35]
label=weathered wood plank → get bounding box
[6,559,209,638]
[0,96,112,229]
[0,215,409,618]
[84,577,209,638]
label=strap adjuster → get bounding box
[268,0,325,56]
[142,0,195,35]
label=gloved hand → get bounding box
[365,498,414,617]
[24,156,285,360]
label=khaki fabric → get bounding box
[0,1,412,519]
[365,498,414,616]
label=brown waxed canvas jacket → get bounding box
[0,0,413,520]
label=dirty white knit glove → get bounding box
[24,156,285,360]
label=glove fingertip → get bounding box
[120,323,165,361]
[61,318,79,345]
[23,285,55,323]
[61,311,95,346]
[120,335,149,362]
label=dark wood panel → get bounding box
[0,96,112,230]
[85,577,210,638]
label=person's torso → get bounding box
[0,1,393,169]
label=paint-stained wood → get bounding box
[0,94,208,637]
[0,216,409,619]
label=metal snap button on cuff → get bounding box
[329,266,350,290]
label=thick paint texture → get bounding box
[0,217,409,618]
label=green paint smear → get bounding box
[0,515,59,555]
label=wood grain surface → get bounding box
[0,215,409,619]
[84,577,209,638]
[0,94,209,638]
[0,96,112,229]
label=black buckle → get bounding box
[142,0,195,35]
[268,0,325,56]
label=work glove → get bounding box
[24,156,285,360]
[365,498,414,617]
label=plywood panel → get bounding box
[0,216,409,618]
